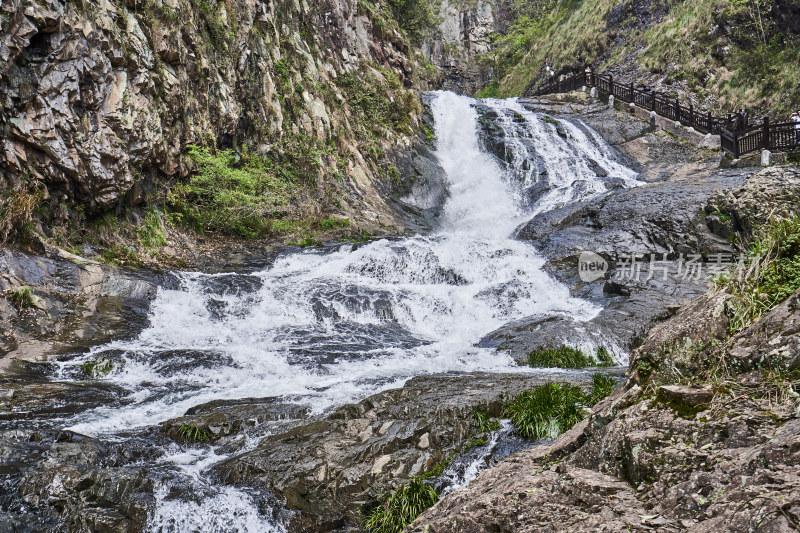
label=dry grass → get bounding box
[0,189,41,243]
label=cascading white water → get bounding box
[58,92,604,435]
[44,92,638,531]
[481,98,640,215]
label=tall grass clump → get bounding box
[504,377,618,440]
[502,383,587,440]
[527,346,595,368]
[0,189,41,243]
[717,215,800,332]
[364,478,438,533]
[528,345,616,368]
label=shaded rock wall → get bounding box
[0,0,418,224]
[422,0,505,95]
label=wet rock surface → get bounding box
[0,245,174,372]
[0,429,172,533]
[213,372,600,531]
[412,168,800,530]
[0,0,420,228]
[484,169,751,362]
[474,91,758,362]
[0,370,603,532]
[422,0,505,95]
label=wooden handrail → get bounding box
[531,66,796,158]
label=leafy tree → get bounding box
[388,0,435,42]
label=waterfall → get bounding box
[31,92,638,531]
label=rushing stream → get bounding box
[11,92,639,531]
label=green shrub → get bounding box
[100,245,141,267]
[527,346,595,368]
[139,209,168,249]
[475,80,500,99]
[364,478,438,533]
[317,217,351,231]
[168,145,297,239]
[387,0,435,43]
[80,355,114,378]
[178,423,210,443]
[8,286,38,310]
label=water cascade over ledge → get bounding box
[7,92,640,531]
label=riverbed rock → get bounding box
[162,397,311,446]
[0,429,170,532]
[0,245,175,372]
[706,166,800,241]
[214,372,600,531]
[412,294,800,533]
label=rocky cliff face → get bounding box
[0,0,420,225]
[421,0,499,95]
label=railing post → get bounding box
[763,117,770,150]
[708,111,712,131]
[609,74,614,96]
[651,89,655,110]
[734,130,740,159]
[675,97,680,121]
[689,104,694,127]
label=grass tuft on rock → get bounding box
[473,408,501,433]
[503,383,587,440]
[527,346,595,368]
[504,377,618,440]
[588,373,617,405]
[177,423,210,443]
[80,355,114,378]
[8,287,38,311]
[364,478,438,533]
[717,215,800,333]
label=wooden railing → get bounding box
[533,68,798,158]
